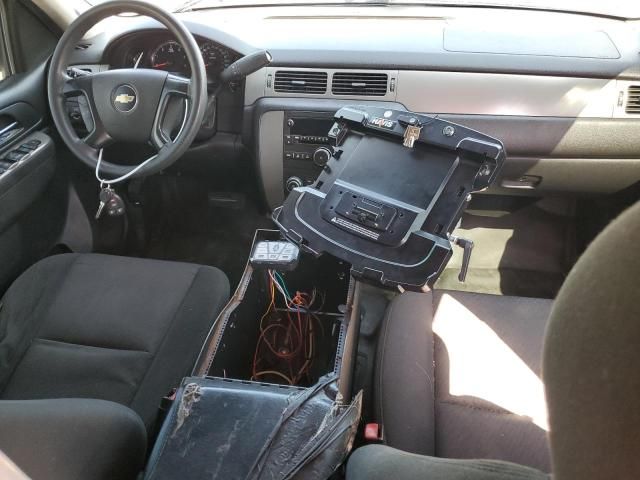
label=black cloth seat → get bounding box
[351,200,640,480]
[375,289,552,471]
[348,444,548,480]
[0,253,229,479]
[0,398,147,480]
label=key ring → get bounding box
[95,148,159,186]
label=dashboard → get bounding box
[66,4,640,204]
[106,32,241,86]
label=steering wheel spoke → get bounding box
[151,74,191,151]
[62,74,112,149]
[82,121,112,149]
[164,73,191,97]
[63,75,87,97]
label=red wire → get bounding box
[253,274,318,385]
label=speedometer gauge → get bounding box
[150,41,188,73]
[200,42,232,74]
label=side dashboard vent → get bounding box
[75,43,92,50]
[626,85,640,114]
[274,70,328,94]
[332,72,388,96]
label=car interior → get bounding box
[0,0,638,479]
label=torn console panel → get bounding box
[145,376,361,480]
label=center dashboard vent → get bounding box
[625,85,640,114]
[332,72,389,96]
[274,70,328,94]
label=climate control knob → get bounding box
[312,147,332,167]
[285,176,303,192]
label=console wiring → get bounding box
[252,270,324,386]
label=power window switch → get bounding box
[5,151,24,162]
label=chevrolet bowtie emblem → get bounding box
[112,85,137,112]
[115,94,135,104]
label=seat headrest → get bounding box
[543,200,640,479]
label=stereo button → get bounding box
[313,147,332,167]
[285,176,303,192]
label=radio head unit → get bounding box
[282,112,335,194]
[273,106,506,291]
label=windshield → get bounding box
[80,0,640,19]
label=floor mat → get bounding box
[144,198,274,290]
[435,197,575,298]
[140,179,574,300]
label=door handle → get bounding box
[0,121,23,147]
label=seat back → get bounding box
[543,200,640,479]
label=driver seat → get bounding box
[0,253,229,479]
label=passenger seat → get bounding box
[374,290,552,471]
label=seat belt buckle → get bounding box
[364,422,383,442]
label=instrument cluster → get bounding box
[111,33,241,85]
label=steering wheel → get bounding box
[48,0,207,181]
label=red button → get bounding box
[364,423,382,441]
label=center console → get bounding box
[147,103,506,480]
[145,230,362,480]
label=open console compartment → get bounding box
[196,230,352,387]
[146,231,361,480]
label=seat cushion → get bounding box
[375,290,552,472]
[0,398,146,480]
[0,253,229,429]
[347,445,548,480]
[543,200,640,480]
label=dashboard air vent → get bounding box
[332,72,388,96]
[274,70,328,94]
[75,43,92,50]
[625,85,640,114]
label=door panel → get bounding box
[0,55,65,293]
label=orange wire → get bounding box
[253,273,319,385]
